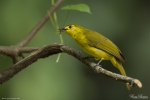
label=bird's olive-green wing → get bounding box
[84,29,125,62]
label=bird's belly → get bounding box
[82,46,111,60]
[75,37,112,60]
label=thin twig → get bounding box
[0,43,142,89]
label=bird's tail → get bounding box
[111,58,130,91]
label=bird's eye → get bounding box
[69,25,72,28]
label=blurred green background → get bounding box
[0,0,149,100]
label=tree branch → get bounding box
[0,43,142,89]
[0,0,65,63]
[16,0,65,47]
[0,46,38,63]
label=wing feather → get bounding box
[84,29,125,62]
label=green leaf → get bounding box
[61,4,92,14]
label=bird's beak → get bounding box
[58,28,67,34]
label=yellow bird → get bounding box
[60,24,130,90]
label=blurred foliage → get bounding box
[61,3,92,14]
[0,0,150,100]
